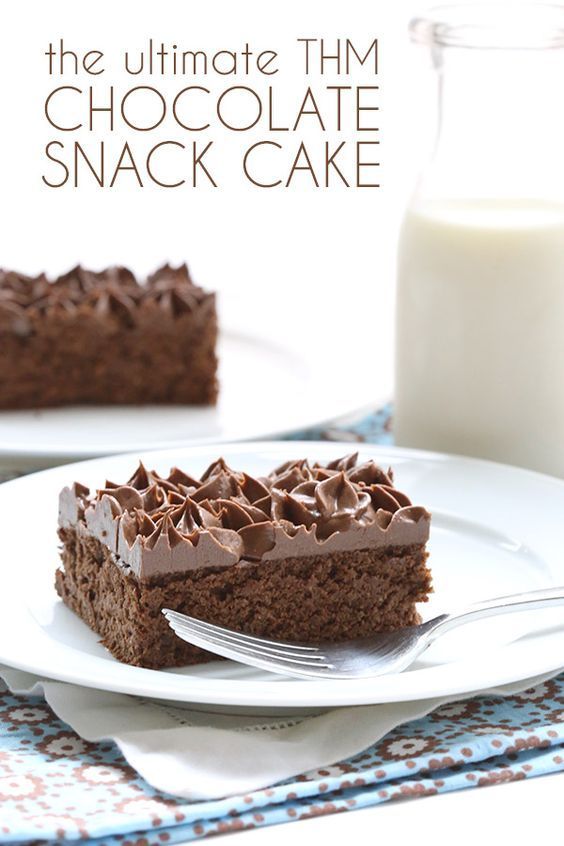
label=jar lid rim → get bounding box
[410,3,564,49]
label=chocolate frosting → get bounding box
[59,454,431,582]
[0,263,213,334]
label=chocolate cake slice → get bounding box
[56,454,432,669]
[0,263,217,408]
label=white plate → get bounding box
[0,441,563,710]
[0,330,379,471]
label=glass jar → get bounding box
[394,3,564,476]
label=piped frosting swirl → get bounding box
[59,454,431,581]
[0,263,213,334]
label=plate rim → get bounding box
[0,328,385,464]
[1,440,563,708]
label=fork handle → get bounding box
[430,585,564,639]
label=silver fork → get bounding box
[163,586,564,679]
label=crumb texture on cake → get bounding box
[0,263,218,408]
[55,453,433,669]
[57,529,431,669]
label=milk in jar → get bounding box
[395,199,564,475]
[394,5,564,474]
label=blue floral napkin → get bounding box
[0,674,563,843]
[1,407,563,843]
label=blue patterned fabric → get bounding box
[0,676,563,842]
[287,403,394,445]
[1,407,563,843]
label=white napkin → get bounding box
[1,663,559,801]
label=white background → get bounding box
[2,0,552,408]
[0,0,440,408]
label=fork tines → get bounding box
[162,609,336,677]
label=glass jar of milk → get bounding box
[395,4,564,476]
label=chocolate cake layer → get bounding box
[56,453,432,669]
[0,263,218,408]
[57,528,431,669]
